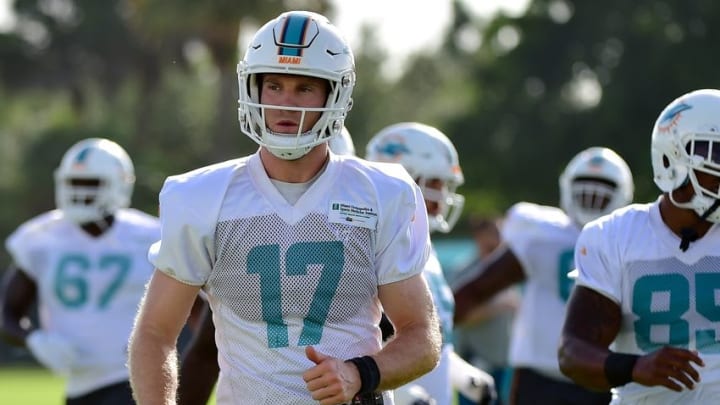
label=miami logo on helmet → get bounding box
[72,147,92,169]
[375,142,411,160]
[587,155,605,173]
[658,102,692,132]
[276,14,311,65]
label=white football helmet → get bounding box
[237,11,356,160]
[559,146,634,226]
[651,89,720,223]
[54,138,135,224]
[328,126,356,156]
[366,122,465,233]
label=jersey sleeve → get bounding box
[373,165,431,285]
[148,160,239,286]
[500,202,547,276]
[6,223,37,276]
[4,212,57,279]
[573,218,623,303]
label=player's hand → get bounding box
[303,346,361,405]
[26,330,77,376]
[633,346,704,392]
[449,351,496,405]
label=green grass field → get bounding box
[0,366,217,404]
[0,367,64,405]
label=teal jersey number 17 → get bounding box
[248,241,344,348]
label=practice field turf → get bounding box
[0,366,218,404]
[0,367,64,404]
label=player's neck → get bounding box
[658,194,713,239]
[80,215,115,237]
[259,144,329,183]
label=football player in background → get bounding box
[559,89,720,404]
[128,11,440,405]
[0,138,160,405]
[175,126,359,405]
[453,146,634,405]
[328,126,356,156]
[450,215,519,405]
[366,122,496,405]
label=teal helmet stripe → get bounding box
[278,14,309,57]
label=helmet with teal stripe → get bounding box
[54,138,135,224]
[365,122,465,233]
[237,11,356,160]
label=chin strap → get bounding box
[679,198,720,252]
[678,228,698,252]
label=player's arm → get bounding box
[560,285,704,392]
[375,272,441,390]
[558,285,622,390]
[0,265,37,346]
[452,246,525,324]
[129,270,201,405]
[178,301,219,405]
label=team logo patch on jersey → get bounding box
[328,201,378,229]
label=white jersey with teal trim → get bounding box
[575,201,720,404]
[502,202,580,380]
[409,247,455,404]
[149,152,431,405]
[5,208,160,397]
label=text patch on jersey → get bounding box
[328,201,378,230]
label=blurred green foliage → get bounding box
[2,0,720,256]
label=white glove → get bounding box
[449,351,497,405]
[26,330,77,376]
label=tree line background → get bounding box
[1,0,720,267]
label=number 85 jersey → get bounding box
[574,201,720,403]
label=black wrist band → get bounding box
[345,355,381,395]
[604,352,640,387]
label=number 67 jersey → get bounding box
[574,201,720,404]
[5,208,160,397]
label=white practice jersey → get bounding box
[502,202,580,379]
[408,247,455,404]
[5,208,160,397]
[149,152,431,405]
[575,201,720,404]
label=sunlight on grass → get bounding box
[0,366,217,404]
[0,366,64,404]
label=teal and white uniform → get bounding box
[575,202,720,404]
[6,208,160,397]
[502,201,580,380]
[149,152,431,405]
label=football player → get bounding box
[366,122,496,405]
[559,89,720,404]
[175,125,360,405]
[453,146,634,404]
[128,11,440,405]
[0,138,160,405]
